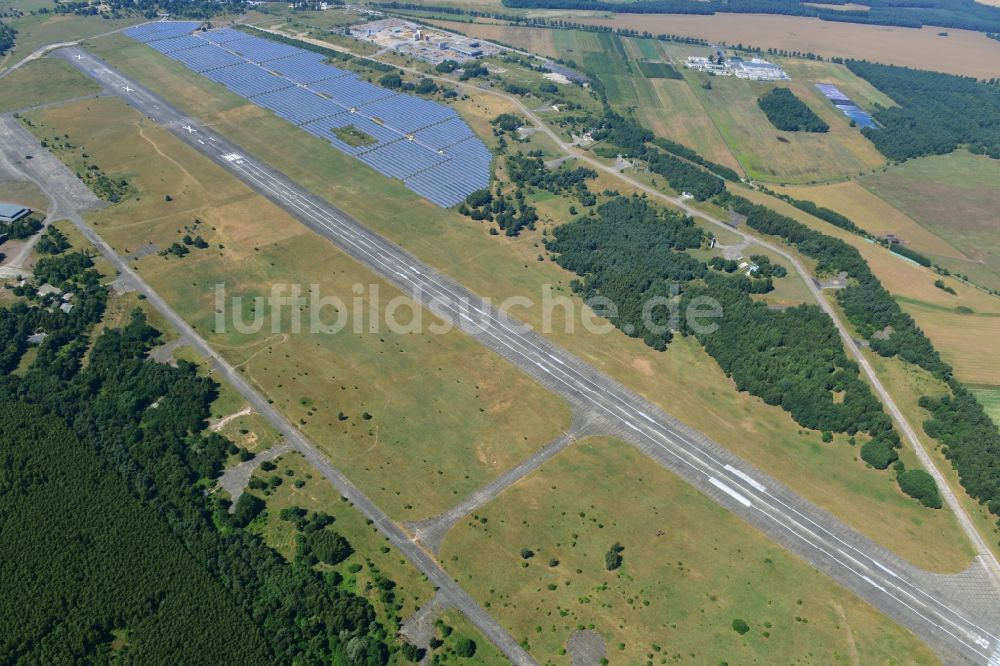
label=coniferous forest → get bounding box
[757,88,830,133]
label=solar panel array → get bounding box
[124,22,492,207]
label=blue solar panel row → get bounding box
[310,76,397,110]
[147,34,207,54]
[126,22,492,207]
[221,35,304,63]
[358,94,458,135]
[254,87,345,126]
[411,116,474,152]
[197,26,254,45]
[124,21,202,43]
[357,138,448,180]
[301,113,402,155]
[263,51,352,85]
[203,62,294,98]
[163,44,245,73]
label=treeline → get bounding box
[590,112,727,200]
[921,390,1000,517]
[890,243,932,267]
[759,186,865,235]
[0,21,14,55]
[235,24,352,62]
[757,87,829,133]
[498,0,1000,34]
[653,137,742,181]
[714,190,948,378]
[0,250,411,663]
[846,60,1000,160]
[546,195,904,475]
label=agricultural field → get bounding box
[860,151,1000,292]
[735,185,1000,387]
[0,57,101,113]
[679,65,885,183]
[971,386,1000,428]
[440,437,939,665]
[84,33,979,572]
[23,95,571,522]
[573,13,1000,78]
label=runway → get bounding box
[59,46,1000,664]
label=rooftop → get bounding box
[0,202,30,221]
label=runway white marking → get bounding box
[724,464,767,492]
[709,478,752,507]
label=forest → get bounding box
[0,249,409,663]
[499,0,1000,33]
[847,61,1000,160]
[546,194,906,481]
[757,88,829,133]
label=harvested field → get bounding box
[574,14,1000,78]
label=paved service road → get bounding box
[60,47,1000,664]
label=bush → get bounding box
[732,619,750,635]
[897,469,942,508]
[230,493,265,527]
[310,529,353,565]
[861,439,898,469]
[604,542,624,571]
[454,637,477,658]
[520,547,534,559]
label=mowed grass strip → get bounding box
[24,96,571,521]
[0,57,101,113]
[87,35,978,571]
[440,437,939,665]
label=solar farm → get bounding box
[123,22,492,207]
[815,83,878,129]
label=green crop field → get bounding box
[80,32,979,573]
[861,151,1000,292]
[441,437,938,664]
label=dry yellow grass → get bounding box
[576,14,1000,78]
[899,303,1000,386]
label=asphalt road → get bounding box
[58,46,1000,664]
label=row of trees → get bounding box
[0,21,14,56]
[757,88,829,133]
[0,250,407,663]
[497,0,1000,34]
[847,60,1000,160]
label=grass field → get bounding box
[897,299,1000,387]
[0,57,101,113]
[860,151,1000,292]
[440,437,939,665]
[970,386,1000,429]
[246,450,436,629]
[865,352,1000,565]
[681,68,885,184]
[83,32,982,571]
[0,178,48,211]
[24,95,571,522]
[573,13,1000,78]
[0,6,139,70]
